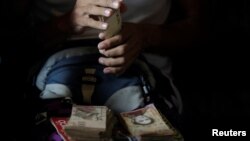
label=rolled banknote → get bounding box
[99,9,122,38]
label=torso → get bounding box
[70,0,171,39]
[122,0,171,24]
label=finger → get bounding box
[102,37,137,57]
[99,57,125,67]
[84,0,121,9]
[98,34,126,50]
[81,5,113,17]
[75,16,108,30]
[102,44,126,57]
[103,66,124,74]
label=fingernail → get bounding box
[104,9,111,16]
[99,49,105,54]
[99,58,104,64]
[102,23,108,29]
[112,2,119,9]
[98,43,105,49]
[104,68,111,74]
[99,33,105,39]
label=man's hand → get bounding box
[71,0,123,33]
[97,23,148,74]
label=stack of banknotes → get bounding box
[119,104,183,141]
[64,105,116,141]
[51,104,183,141]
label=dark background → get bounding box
[172,0,250,140]
[1,0,250,140]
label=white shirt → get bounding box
[122,0,171,24]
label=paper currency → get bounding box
[100,9,122,38]
[64,105,116,141]
[120,104,174,136]
[65,105,108,129]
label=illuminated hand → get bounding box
[98,23,147,74]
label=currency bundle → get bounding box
[64,105,116,141]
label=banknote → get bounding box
[65,105,108,130]
[120,104,174,136]
[99,9,122,38]
[63,105,115,140]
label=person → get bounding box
[30,0,205,121]
[33,0,203,74]
[30,0,203,116]
[27,0,204,140]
